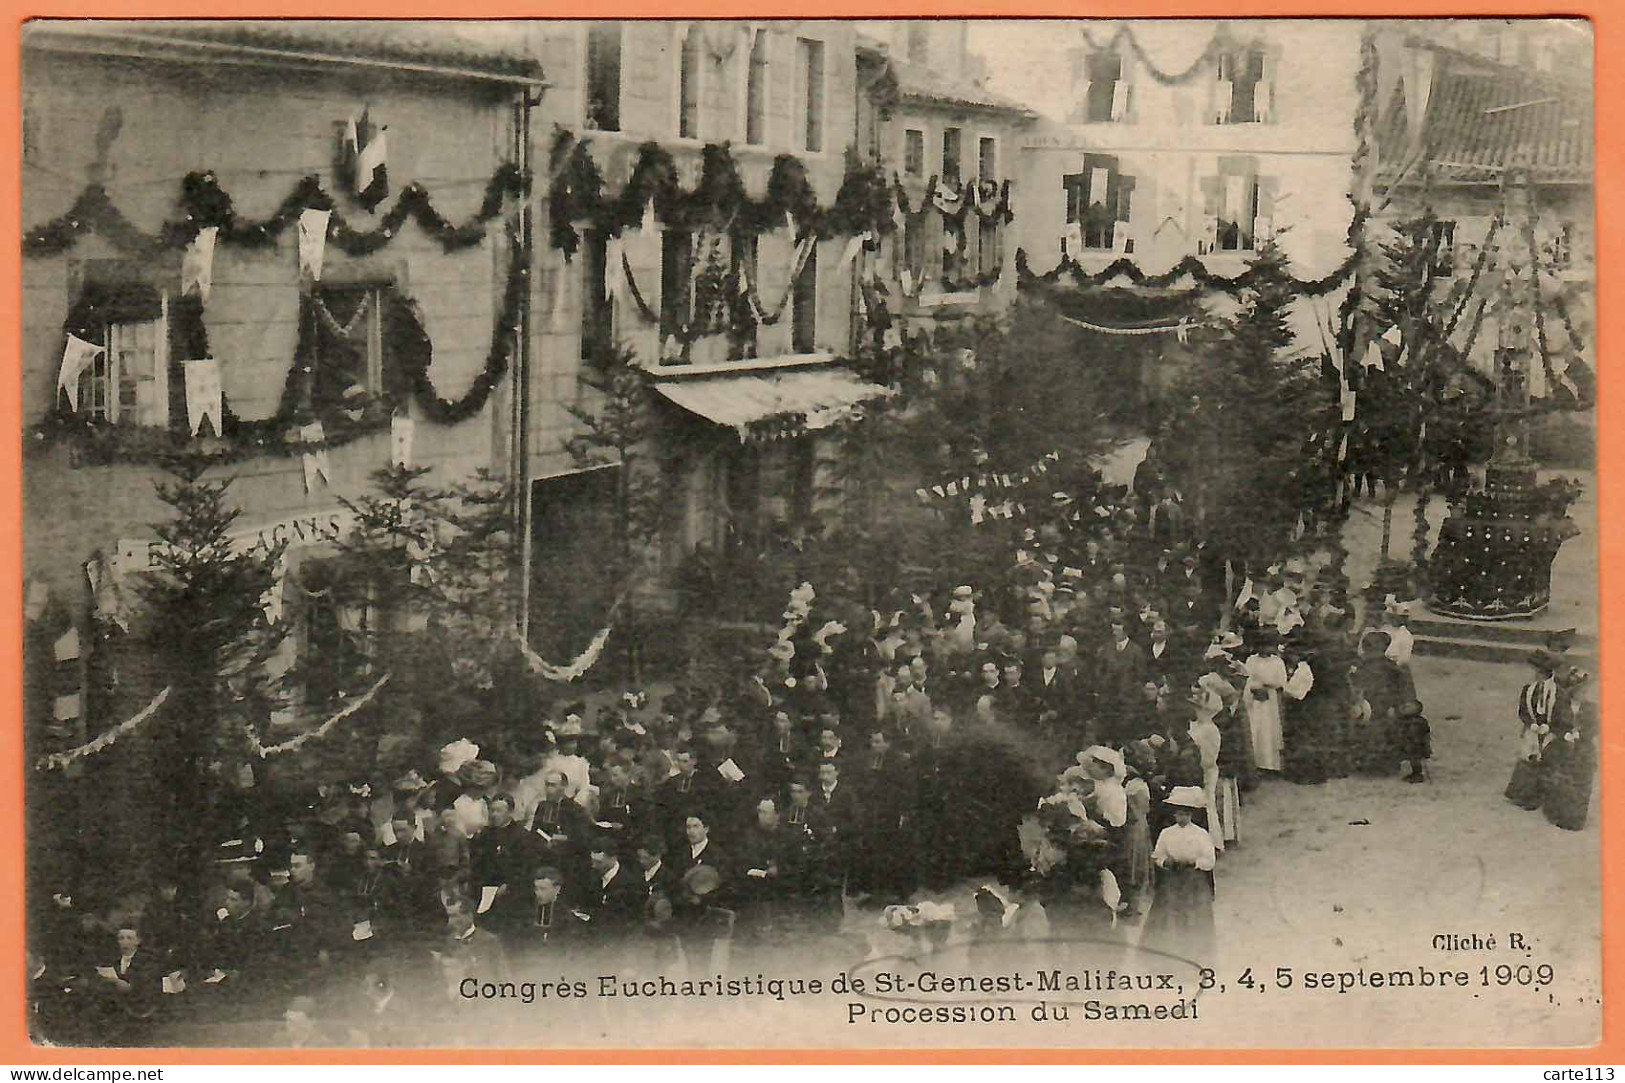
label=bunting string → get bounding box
[518,594,626,682]
[36,686,171,771]
[246,673,390,758]
[1016,247,1357,299]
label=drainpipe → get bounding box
[514,87,540,647]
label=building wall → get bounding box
[21,49,517,628]
[527,20,868,479]
[1010,21,1361,283]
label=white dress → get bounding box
[1243,652,1289,772]
[1188,716,1224,851]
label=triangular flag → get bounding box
[25,581,50,622]
[840,235,865,269]
[1362,340,1385,371]
[298,209,331,281]
[183,358,223,437]
[392,413,415,467]
[262,557,286,625]
[300,422,331,491]
[1341,381,1357,422]
[604,235,627,305]
[1110,79,1129,121]
[57,335,105,412]
[356,127,389,210]
[1381,324,1402,347]
[182,226,218,302]
[342,117,359,157]
[54,627,80,662]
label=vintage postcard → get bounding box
[17,16,1601,1052]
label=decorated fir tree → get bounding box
[564,341,668,680]
[1162,241,1328,583]
[137,453,286,882]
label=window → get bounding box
[1082,52,1125,123]
[907,23,930,63]
[978,217,1001,276]
[1202,159,1272,252]
[71,278,176,426]
[797,38,825,153]
[312,284,391,403]
[792,240,817,353]
[903,129,925,176]
[586,23,623,133]
[660,229,694,344]
[581,229,614,363]
[678,24,702,139]
[730,234,759,361]
[978,136,998,182]
[902,213,926,282]
[941,127,962,186]
[745,27,769,145]
[1215,46,1269,124]
[1064,156,1133,250]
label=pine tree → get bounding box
[564,342,668,681]
[1162,241,1327,581]
[138,453,286,884]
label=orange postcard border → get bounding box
[0,0,1617,1064]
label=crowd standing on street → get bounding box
[27,450,1593,1047]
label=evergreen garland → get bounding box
[1077,24,1255,87]
[33,236,529,464]
[1015,246,1357,298]
[23,164,529,258]
[547,134,900,259]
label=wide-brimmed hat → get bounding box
[457,760,501,789]
[683,864,720,898]
[1165,786,1206,810]
[393,769,430,793]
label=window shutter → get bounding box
[1063,174,1083,222]
[168,293,207,429]
[1117,176,1136,223]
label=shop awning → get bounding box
[653,365,893,440]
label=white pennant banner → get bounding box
[182,226,218,302]
[57,334,105,412]
[300,421,331,492]
[183,358,223,436]
[298,209,332,281]
[391,413,415,467]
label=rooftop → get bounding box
[23,20,544,84]
[886,53,1037,118]
[1378,42,1591,185]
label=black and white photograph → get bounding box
[18,17,1600,1049]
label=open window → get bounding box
[1215,44,1271,124]
[581,228,614,364]
[660,229,695,345]
[585,23,623,133]
[1082,51,1127,123]
[1064,155,1134,250]
[1202,158,1273,252]
[792,240,818,353]
[63,264,206,429]
[941,127,963,187]
[903,129,925,176]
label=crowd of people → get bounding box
[26,448,1593,1047]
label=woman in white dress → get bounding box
[1242,635,1289,774]
[1186,681,1225,852]
[1144,786,1218,961]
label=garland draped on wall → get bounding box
[34,229,529,464]
[1015,246,1357,298]
[23,165,529,259]
[893,175,1015,226]
[547,133,899,259]
[1078,23,1259,86]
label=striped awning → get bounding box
[654,366,893,440]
